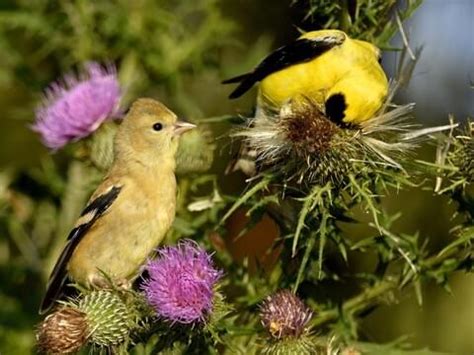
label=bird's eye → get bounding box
[152,122,163,131]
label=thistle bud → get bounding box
[36,307,88,354]
[458,136,474,181]
[87,121,118,171]
[261,335,320,355]
[78,290,137,347]
[176,126,215,175]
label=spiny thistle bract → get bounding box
[459,139,474,180]
[37,289,139,353]
[261,335,323,355]
[78,290,138,347]
[235,95,418,187]
[32,62,122,150]
[36,307,88,354]
[432,121,474,195]
[451,122,474,182]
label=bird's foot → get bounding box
[88,273,131,290]
[88,274,112,289]
[116,278,132,290]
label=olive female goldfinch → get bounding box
[223,29,388,125]
[39,98,195,314]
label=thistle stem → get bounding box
[309,245,469,329]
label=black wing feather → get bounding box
[39,186,122,314]
[223,35,345,99]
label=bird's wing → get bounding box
[222,34,345,99]
[39,184,122,314]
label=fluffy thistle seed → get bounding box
[235,94,423,186]
[260,289,313,339]
[36,307,88,354]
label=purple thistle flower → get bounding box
[260,289,313,339]
[33,62,122,150]
[142,240,222,324]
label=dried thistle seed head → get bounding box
[36,307,88,354]
[235,92,424,187]
[78,290,137,347]
[281,101,338,155]
[260,289,313,339]
[236,99,354,185]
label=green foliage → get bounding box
[294,0,423,47]
[0,0,234,117]
[0,0,472,354]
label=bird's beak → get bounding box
[173,121,196,136]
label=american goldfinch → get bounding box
[223,29,388,125]
[39,98,196,314]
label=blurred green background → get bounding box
[0,0,472,353]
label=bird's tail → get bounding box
[222,73,256,99]
[221,73,251,84]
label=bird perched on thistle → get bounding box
[223,29,388,125]
[39,98,196,314]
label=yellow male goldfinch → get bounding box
[39,98,196,314]
[223,29,388,125]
